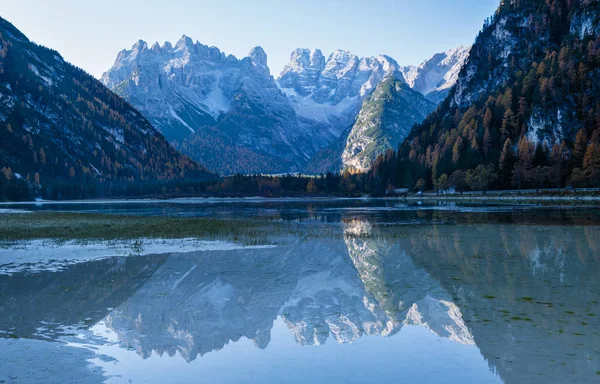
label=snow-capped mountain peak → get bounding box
[401,45,470,103]
[174,35,195,51]
[248,46,270,76]
[276,49,405,142]
[103,39,469,175]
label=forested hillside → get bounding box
[367,0,600,192]
[0,17,209,200]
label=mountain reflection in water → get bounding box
[1,216,600,383]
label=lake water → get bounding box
[1,199,600,383]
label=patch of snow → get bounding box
[89,163,101,176]
[28,63,40,76]
[527,107,564,145]
[282,87,359,124]
[571,13,596,39]
[169,106,195,133]
[0,238,276,275]
[0,208,31,214]
[27,63,54,86]
[203,85,230,117]
[493,18,511,41]
[171,264,197,291]
[101,125,124,144]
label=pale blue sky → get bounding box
[2,0,499,79]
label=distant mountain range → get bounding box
[102,41,470,174]
[0,17,206,198]
[4,0,597,196]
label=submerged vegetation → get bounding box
[0,212,275,243]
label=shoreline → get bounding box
[394,194,600,202]
[0,194,599,205]
[0,196,370,206]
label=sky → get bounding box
[2,0,500,79]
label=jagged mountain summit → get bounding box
[103,38,470,175]
[400,45,471,104]
[102,38,313,174]
[293,47,466,174]
[278,47,468,173]
[0,17,203,198]
[277,49,404,139]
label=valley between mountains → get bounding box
[1,0,599,200]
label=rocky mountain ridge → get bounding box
[400,45,471,104]
[102,39,470,175]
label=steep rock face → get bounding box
[279,48,465,174]
[101,37,229,142]
[102,40,473,175]
[0,18,202,190]
[401,45,470,104]
[342,77,436,172]
[102,38,310,175]
[451,0,599,119]
[278,49,404,141]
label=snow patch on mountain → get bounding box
[401,45,470,102]
[404,296,475,345]
[281,87,359,124]
[103,38,471,175]
[277,49,405,138]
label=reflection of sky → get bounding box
[80,318,500,384]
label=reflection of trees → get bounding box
[398,224,600,384]
[343,219,475,344]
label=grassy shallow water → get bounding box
[0,212,278,243]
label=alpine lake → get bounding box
[1,198,599,383]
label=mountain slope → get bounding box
[102,39,314,175]
[369,0,600,191]
[0,17,204,199]
[342,77,436,172]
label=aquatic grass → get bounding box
[0,212,290,243]
[518,297,534,302]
